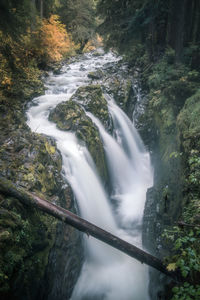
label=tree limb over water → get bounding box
[0,176,181,282]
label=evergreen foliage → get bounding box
[97,0,200,64]
[1,0,200,299]
[57,0,96,51]
[0,0,33,36]
[97,1,200,299]
[0,0,98,98]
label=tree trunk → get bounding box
[192,0,200,44]
[0,177,181,281]
[167,0,187,62]
[31,0,36,31]
[175,0,186,62]
[40,0,43,19]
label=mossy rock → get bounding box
[49,100,86,131]
[0,58,82,299]
[104,77,132,109]
[0,129,62,196]
[0,194,58,298]
[0,126,81,299]
[177,89,200,151]
[0,129,60,296]
[88,69,104,80]
[98,61,133,112]
[49,99,109,183]
[71,85,111,130]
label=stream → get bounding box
[27,50,153,300]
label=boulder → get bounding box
[49,99,109,184]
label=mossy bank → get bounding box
[0,69,82,300]
[0,52,135,300]
[134,49,200,299]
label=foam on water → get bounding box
[27,50,153,300]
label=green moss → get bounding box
[0,194,59,295]
[0,44,81,299]
[0,126,70,298]
[49,100,85,131]
[71,85,110,128]
[177,90,200,151]
[49,98,109,183]
[88,70,104,80]
[142,49,200,298]
[45,141,56,155]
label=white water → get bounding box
[27,50,153,300]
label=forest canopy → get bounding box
[1,1,200,300]
[0,0,98,97]
[97,0,200,66]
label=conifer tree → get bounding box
[0,0,33,35]
[97,0,200,62]
[58,0,96,51]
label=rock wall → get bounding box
[137,52,200,299]
[0,52,136,300]
[0,90,82,299]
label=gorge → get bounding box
[27,50,153,299]
[1,1,200,299]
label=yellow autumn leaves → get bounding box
[167,262,177,272]
[39,15,76,62]
[0,14,77,92]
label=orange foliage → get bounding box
[0,15,76,94]
[39,15,75,62]
[0,15,75,93]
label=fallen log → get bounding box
[0,176,180,281]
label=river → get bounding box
[27,50,153,300]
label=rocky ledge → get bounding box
[0,89,82,299]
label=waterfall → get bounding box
[27,50,153,300]
[87,99,153,228]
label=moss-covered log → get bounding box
[0,176,181,281]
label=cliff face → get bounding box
[0,81,82,300]
[138,51,200,298]
[1,44,199,299]
[0,52,134,300]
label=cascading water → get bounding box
[27,50,153,300]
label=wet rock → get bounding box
[92,61,135,115]
[88,69,104,80]
[79,65,86,71]
[104,76,132,109]
[140,61,200,299]
[43,221,82,300]
[0,128,82,300]
[0,52,84,300]
[71,85,111,130]
[49,99,109,184]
